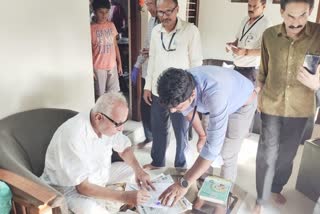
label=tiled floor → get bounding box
[131,129,317,214]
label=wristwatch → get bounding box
[179,177,189,188]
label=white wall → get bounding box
[198,0,320,61]
[0,0,94,119]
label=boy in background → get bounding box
[91,0,123,99]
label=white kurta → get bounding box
[41,112,132,214]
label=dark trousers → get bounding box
[141,78,153,141]
[150,95,188,167]
[256,113,309,204]
[234,66,257,85]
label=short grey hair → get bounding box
[92,92,128,116]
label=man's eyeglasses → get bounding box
[157,5,177,17]
[100,112,128,127]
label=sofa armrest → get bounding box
[0,168,57,213]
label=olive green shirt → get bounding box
[258,22,320,118]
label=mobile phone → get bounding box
[229,44,238,49]
[303,53,320,75]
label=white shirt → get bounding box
[135,16,158,78]
[145,17,203,96]
[41,112,131,188]
[234,15,272,67]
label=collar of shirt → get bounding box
[277,21,312,39]
[158,17,183,34]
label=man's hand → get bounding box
[135,169,155,191]
[158,182,188,207]
[131,66,140,86]
[124,190,151,206]
[118,64,123,76]
[226,42,236,53]
[141,48,149,58]
[231,47,247,56]
[143,90,152,105]
[197,135,206,153]
[297,65,320,91]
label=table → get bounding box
[147,167,248,214]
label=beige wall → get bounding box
[0,0,94,119]
[198,0,320,61]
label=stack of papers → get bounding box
[126,174,192,214]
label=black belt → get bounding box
[234,66,256,70]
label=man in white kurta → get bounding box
[41,92,153,214]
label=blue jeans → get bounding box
[150,95,188,167]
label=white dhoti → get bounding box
[66,162,134,214]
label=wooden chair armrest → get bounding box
[0,168,57,208]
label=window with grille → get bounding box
[186,0,199,26]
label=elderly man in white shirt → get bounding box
[41,92,154,214]
[143,0,203,170]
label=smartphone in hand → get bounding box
[226,44,238,51]
[303,53,320,75]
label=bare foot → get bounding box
[272,193,287,205]
[252,203,261,214]
[143,163,162,170]
[136,140,152,149]
[193,197,205,210]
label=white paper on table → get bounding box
[127,183,172,209]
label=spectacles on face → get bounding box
[100,112,128,127]
[157,5,177,17]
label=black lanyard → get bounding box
[161,32,176,52]
[239,15,264,42]
[187,105,198,132]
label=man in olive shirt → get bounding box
[254,0,320,213]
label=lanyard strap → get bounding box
[161,32,176,52]
[239,15,264,42]
[187,106,198,131]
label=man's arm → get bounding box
[76,179,124,201]
[118,147,155,190]
[144,29,156,92]
[257,32,268,86]
[114,37,123,75]
[118,147,143,173]
[232,48,261,56]
[76,179,150,205]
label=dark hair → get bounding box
[92,0,111,11]
[280,0,314,10]
[157,68,195,108]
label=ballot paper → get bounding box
[126,174,192,214]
